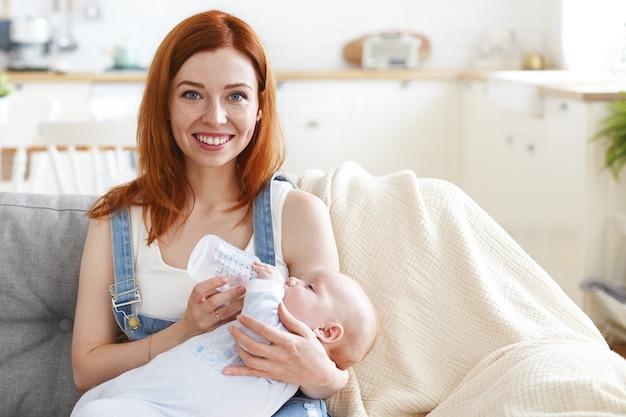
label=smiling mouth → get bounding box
[194,134,232,146]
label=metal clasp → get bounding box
[109,279,142,311]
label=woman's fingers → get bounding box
[276,302,313,338]
[223,304,324,384]
[213,295,244,322]
[193,278,245,307]
[224,324,277,379]
[182,277,245,335]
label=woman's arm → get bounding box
[71,217,244,392]
[281,189,339,277]
[226,189,348,398]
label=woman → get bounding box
[71,10,346,416]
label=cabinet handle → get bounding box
[526,143,536,153]
[306,120,320,129]
[559,101,568,112]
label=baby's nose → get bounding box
[285,277,297,287]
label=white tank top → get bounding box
[129,181,292,321]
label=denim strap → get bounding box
[254,173,297,265]
[109,208,141,331]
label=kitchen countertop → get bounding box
[537,83,626,102]
[5,70,149,83]
[5,68,626,102]
[5,68,463,83]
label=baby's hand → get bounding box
[252,261,284,285]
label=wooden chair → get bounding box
[0,97,62,192]
[1,122,138,195]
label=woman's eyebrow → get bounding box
[225,82,253,90]
[174,81,253,90]
[176,80,205,89]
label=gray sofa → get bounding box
[3,162,626,417]
[0,192,92,416]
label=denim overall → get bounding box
[108,173,330,417]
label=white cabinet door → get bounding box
[353,80,460,180]
[520,97,587,305]
[461,81,590,305]
[276,79,459,181]
[540,97,587,224]
[461,82,588,227]
[460,80,514,225]
[277,81,354,176]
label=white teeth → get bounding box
[195,135,230,145]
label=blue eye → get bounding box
[182,90,201,100]
[229,92,245,101]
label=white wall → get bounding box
[7,0,561,72]
[561,0,626,71]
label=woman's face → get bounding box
[168,48,260,171]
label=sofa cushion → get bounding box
[0,192,95,417]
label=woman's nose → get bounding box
[201,100,227,125]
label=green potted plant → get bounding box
[593,92,626,181]
[0,71,11,98]
[0,70,12,123]
[591,91,626,289]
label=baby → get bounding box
[71,260,377,417]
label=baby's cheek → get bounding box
[281,290,297,312]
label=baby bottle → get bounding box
[187,234,259,291]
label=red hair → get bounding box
[88,10,284,244]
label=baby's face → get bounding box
[282,270,347,329]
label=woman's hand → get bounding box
[177,276,246,339]
[225,302,349,399]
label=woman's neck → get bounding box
[184,163,242,210]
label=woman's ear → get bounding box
[256,110,262,122]
[314,322,344,343]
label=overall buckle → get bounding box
[109,279,142,329]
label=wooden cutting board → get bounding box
[2,0,9,19]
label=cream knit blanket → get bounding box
[297,161,626,417]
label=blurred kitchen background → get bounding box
[0,0,625,72]
[2,0,626,316]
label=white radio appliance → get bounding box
[361,33,421,70]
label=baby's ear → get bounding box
[314,322,344,343]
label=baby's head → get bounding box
[283,270,377,370]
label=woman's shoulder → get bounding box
[270,177,326,218]
[280,186,339,275]
[282,186,327,213]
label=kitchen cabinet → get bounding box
[277,81,355,175]
[15,82,92,121]
[461,81,513,223]
[277,79,460,181]
[8,81,144,123]
[460,80,626,306]
[353,80,460,180]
